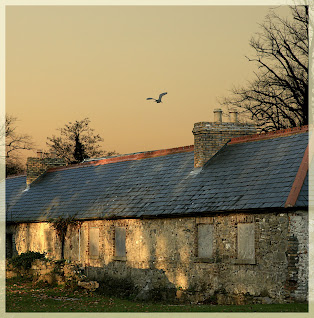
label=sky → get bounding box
[5,4,293,162]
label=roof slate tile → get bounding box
[5,131,308,222]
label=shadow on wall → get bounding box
[82,263,245,305]
[84,262,177,302]
[6,233,16,258]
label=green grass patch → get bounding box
[6,278,308,312]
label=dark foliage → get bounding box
[96,274,139,300]
[8,251,46,270]
[6,159,25,177]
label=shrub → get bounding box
[96,274,138,299]
[9,251,46,270]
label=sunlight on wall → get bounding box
[178,230,191,264]
[128,221,150,269]
[155,232,167,260]
[175,268,189,290]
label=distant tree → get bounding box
[0,114,34,176]
[47,118,117,164]
[3,114,34,159]
[220,6,308,131]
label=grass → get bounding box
[6,277,308,312]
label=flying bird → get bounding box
[146,92,167,103]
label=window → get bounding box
[236,223,255,264]
[196,223,214,261]
[114,227,126,261]
[89,227,99,258]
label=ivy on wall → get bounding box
[48,216,80,259]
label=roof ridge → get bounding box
[229,125,308,144]
[5,173,27,180]
[47,145,194,173]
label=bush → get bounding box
[9,251,46,270]
[96,274,138,299]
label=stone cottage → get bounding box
[6,109,309,304]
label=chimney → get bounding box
[26,152,66,186]
[192,109,256,168]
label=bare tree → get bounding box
[220,6,308,131]
[47,118,117,164]
[3,114,34,159]
[1,115,34,176]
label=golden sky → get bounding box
[6,5,292,161]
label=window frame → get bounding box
[195,218,215,263]
[113,226,127,261]
[234,221,256,265]
[89,227,100,259]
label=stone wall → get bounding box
[6,209,308,304]
[285,212,308,301]
[6,258,88,287]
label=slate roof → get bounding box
[6,130,308,223]
[295,172,308,207]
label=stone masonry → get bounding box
[7,209,308,304]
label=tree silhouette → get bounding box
[2,114,34,159]
[73,134,86,163]
[1,114,34,176]
[47,118,117,164]
[220,6,308,131]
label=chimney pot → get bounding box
[213,109,223,124]
[50,151,57,158]
[36,150,43,158]
[229,109,238,123]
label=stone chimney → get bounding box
[192,109,257,168]
[26,151,66,186]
